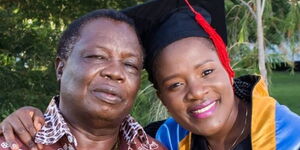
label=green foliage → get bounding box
[226,0,259,75]
[0,0,145,121]
[226,0,300,75]
[131,70,168,126]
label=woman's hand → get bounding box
[0,106,45,150]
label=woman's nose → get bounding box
[186,81,208,101]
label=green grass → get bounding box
[269,71,300,115]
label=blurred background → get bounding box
[0,0,299,126]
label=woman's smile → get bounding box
[190,100,218,119]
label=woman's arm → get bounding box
[0,107,45,150]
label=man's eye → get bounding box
[168,82,184,90]
[86,55,105,59]
[125,63,137,69]
[124,62,139,73]
[202,69,213,77]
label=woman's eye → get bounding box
[202,69,213,77]
[168,82,184,90]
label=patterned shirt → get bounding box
[0,96,166,150]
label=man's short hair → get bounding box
[57,9,137,60]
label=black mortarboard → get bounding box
[122,0,227,44]
[122,0,234,82]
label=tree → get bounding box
[0,0,147,120]
[236,0,268,85]
[283,0,300,65]
[227,0,299,86]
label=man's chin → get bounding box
[90,111,127,123]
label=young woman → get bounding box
[137,1,300,149]
[1,0,300,149]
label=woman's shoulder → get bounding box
[145,118,191,150]
[144,120,166,138]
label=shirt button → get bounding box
[67,136,73,143]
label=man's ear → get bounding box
[55,57,65,81]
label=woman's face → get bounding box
[154,37,237,136]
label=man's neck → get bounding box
[67,121,120,150]
[59,100,121,149]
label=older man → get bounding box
[0,9,165,150]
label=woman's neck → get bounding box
[206,97,251,150]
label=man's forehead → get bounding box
[74,19,142,57]
[81,18,132,34]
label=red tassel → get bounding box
[184,0,235,81]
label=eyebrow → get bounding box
[160,59,214,84]
[87,45,141,57]
[194,59,214,69]
[122,52,141,59]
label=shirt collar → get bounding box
[35,96,77,146]
[34,96,155,149]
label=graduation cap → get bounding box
[122,0,234,82]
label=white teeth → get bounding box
[193,101,216,114]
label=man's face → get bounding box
[57,18,143,126]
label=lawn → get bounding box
[269,71,300,115]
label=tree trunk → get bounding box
[256,0,268,86]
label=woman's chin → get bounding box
[190,120,224,137]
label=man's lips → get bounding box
[91,85,123,104]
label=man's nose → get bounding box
[100,61,125,83]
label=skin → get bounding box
[154,37,250,150]
[0,17,143,150]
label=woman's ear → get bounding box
[55,57,65,81]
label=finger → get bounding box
[33,120,44,150]
[18,112,38,137]
[10,118,38,150]
[32,109,45,131]
[27,107,45,150]
[37,143,43,150]
[2,124,20,150]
